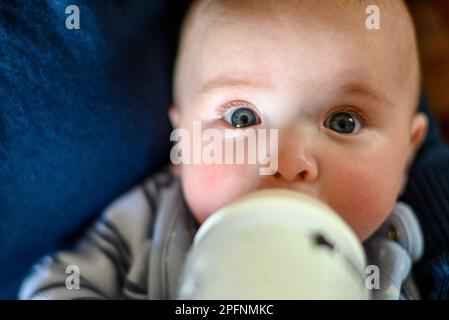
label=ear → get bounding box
[399,112,428,196]
[408,112,428,165]
[169,105,180,129]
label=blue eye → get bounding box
[223,107,260,128]
[324,112,362,134]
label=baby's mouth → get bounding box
[257,184,321,202]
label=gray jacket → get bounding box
[19,169,423,300]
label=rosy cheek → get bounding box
[181,164,257,223]
[324,160,401,240]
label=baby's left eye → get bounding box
[324,112,363,134]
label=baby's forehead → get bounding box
[175,0,419,112]
[182,0,406,35]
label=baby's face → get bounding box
[172,0,427,240]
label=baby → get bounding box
[20,0,428,299]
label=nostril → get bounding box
[313,233,335,251]
[274,172,282,178]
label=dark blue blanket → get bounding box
[0,0,189,298]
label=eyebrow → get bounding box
[200,75,275,95]
[340,83,393,107]
[200,75,392,107]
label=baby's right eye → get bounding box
[223,107,260,128]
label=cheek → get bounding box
[181,164,259,223]
[323,152,406,241]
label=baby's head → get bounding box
[169,0,428,240]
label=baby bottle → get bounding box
[177,189,370,300]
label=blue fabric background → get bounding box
[0,0,190,299]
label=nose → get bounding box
[274,154,318,182]
[274,130,318,183]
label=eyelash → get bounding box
[215,101,369,128]
[325,106,368,128]
[217,101,250,115]
[215,101,255,117]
